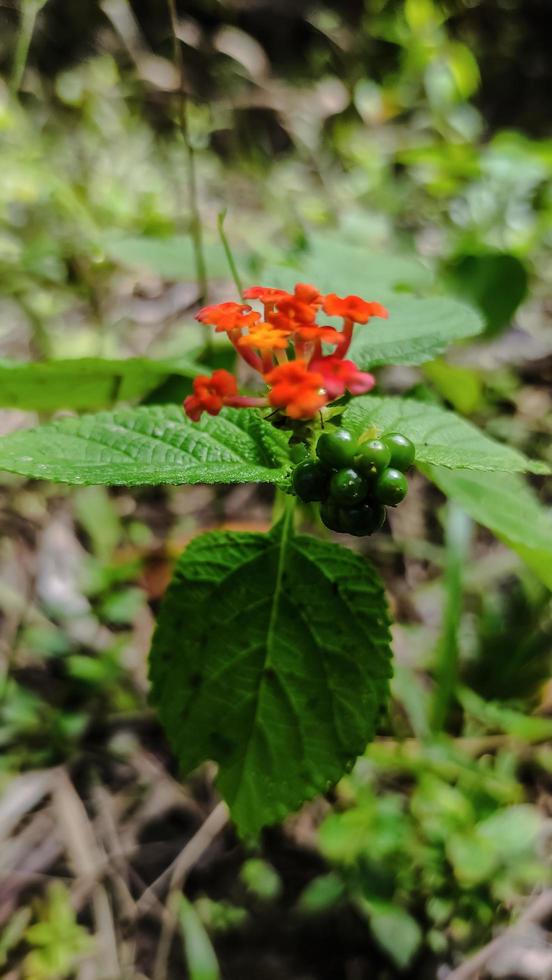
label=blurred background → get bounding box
[0,1,551,978]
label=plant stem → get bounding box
[17,293,51,359]
[10,0,48,97]
[166,0,208,303]
[271,489,295,532]
[217,209,244,299]
[430,502,472,733]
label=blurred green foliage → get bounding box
[23,883,92,979]
[308,740,548,968]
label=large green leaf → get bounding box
[264,238,482,366]
[0,406,290,486]
[104,235,232,281]
[107,235,482,366]
[423,466,552,590]
[0,357,200,412]
[265,238,432,297]
[343,395,549,474]
[149,514,392,836]
[349,295,483,368]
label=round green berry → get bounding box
[340,503,386,537]
[330,468,368,505]
[375,467,408,506]
[316,429,358,468]
[382,432,416,471]
[291,459,330,502]
[320,499,344,533]
[356,439,391,477]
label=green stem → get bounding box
[166,0,208,303]
[17,293,51,359]
[271,489,295,533]
[217,209,244,299]
[430,502,472,733]
[10,0,48,97]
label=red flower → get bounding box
[310,356,376,400]
[242,286,291,304]
[195,302,260,333]
[183,370,238,421]
[184,281,388,425]
[293,283,323,307]
[265,360,327,420]
[238,322,292,351]
[270,300,316,328]
[293,324,343,345]
[323,294,389,324]
[267,284,321,329]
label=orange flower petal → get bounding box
[242,286,291,304]
[183,369,238,420]
[238,322,292,351]
[322,294,389,323]
[195,302,260,332]
[265,360,328,419]
[294,324,343,344]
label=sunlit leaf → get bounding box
[423,466,552,589]
[344,395,548,473]
[350,295,483,368]
[0,406,290,486]
[265,238,483,365]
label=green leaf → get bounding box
[349,296,483,368]
[240,859,282,900]
[458,688,552,742]
[445,252,529,336]
[0,357,200,411]
[297,874,346,912]
[422,358,483,414]
[477,805,541,859]
[179,897,221,980]
[423,466,552,589]
[264,238,483,366]
[107,235,483,367]
[149,514,392,836]
[104,234,233,281]
[0,406,290,487]
[446,831,498,885]
[358,898,422,969]
[265,238,432,297]
[344,395,549,474]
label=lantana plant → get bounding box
[0,259,549,838]
[184,284,385,422]
[185,285,414,539]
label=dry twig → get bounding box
[447,890,552,980]
[54,770,121,979]
[136,801,229,980]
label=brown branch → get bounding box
[145,801,228,980]
[447,890,552,980]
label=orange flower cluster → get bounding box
[184,284,388,422]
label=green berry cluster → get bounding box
[291,428,415,537]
